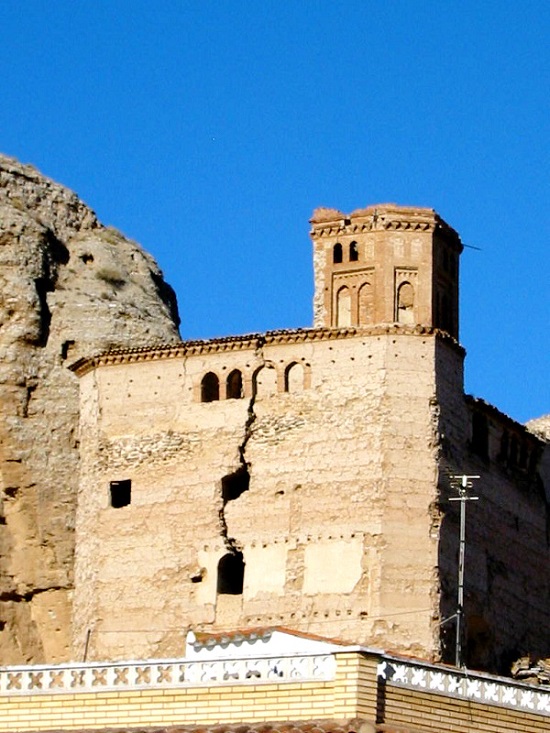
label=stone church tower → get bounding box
[310,204,460,337]
[71,204,549,675]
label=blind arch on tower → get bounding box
[358,282,374,325]
[336,286,351,327]
[396,281,415,324]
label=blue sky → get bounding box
[1,2,548,423]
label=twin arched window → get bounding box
[201,370,244,402]
[333,242,359,264]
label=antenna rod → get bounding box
[449,474,479,668]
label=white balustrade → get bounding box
[0,653,335,696]
[378,656,550,717]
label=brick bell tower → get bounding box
[309,204,463,339]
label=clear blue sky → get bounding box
[1,2,548,423]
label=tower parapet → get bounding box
[310,204,463,339]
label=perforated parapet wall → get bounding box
[2,649,550,733]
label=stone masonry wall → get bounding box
[73,330,446,663]
[0,155,180,663]
[434,340,550,672]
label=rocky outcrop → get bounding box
[527,415,550,441]
[0,154,180,662]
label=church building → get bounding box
[70,204,549,675]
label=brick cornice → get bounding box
[69,326,462,377]
[309,204,462,250]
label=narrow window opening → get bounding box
[217,552,245,595]
[349,241,359,262]
[226,369,243,399]
[333,243,343,264]
[471,412,489,459]
[201,372,219,402]
[110,479,131,508]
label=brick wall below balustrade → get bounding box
[0,652,377,732]
[2,650,550,732]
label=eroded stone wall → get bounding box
[434,357,550,673]
[0,155,180,663]
[73,326,550,673]
[73,330,448,662]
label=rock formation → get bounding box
[0,154,181,663]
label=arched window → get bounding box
[201,372,219,402]
[358,282,373,325]
[284,362,304,392]
[396,281,415,324]
[349,241,359,262]
[253,365,277,397]
[226,369,243,399]
[336,286,351,327]
[333,243,343,264]
[217,552,245,595]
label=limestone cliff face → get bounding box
[0,155,180,663]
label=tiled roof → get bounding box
[190,625,352,647]
[24,720,424,733]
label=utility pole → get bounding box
[449,474,479,668]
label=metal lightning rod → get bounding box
[449,474,479,668]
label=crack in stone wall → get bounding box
[217,339,264,555]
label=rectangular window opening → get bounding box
[110,479,131,508]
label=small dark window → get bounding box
[217,552,245,595]
[333,243,343,264]
[61,340,75,360]
[201,372,219,402]
[110,479,131,508]
[349,241,359,262]
[471,412,489,459]
[226,369,243,399]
